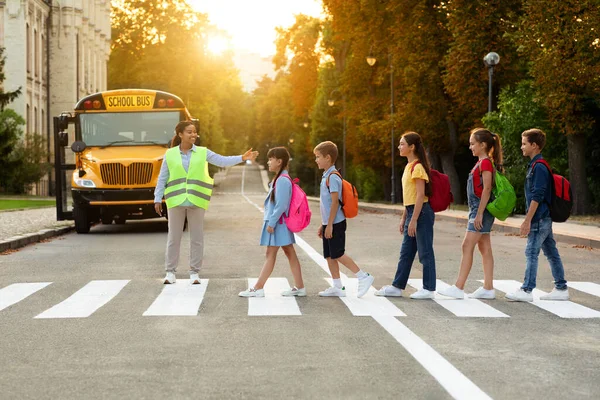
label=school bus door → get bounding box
[53,114,76,221]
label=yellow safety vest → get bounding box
[164,146,214,210]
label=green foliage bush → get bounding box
[348,164,384,202]
[0,109,51,194]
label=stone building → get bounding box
[1,0,111,195]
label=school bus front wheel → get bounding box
[73,204,92,234]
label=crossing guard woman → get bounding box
[154,121,258,284]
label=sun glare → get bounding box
[207,36,230,55]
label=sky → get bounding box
[187,0,324,57]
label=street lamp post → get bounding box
[483,52,500,114]
[367,52,396,204]
[328,89,346,177]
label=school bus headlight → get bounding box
[74,179,96,188]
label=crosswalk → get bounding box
[2,278,600,320]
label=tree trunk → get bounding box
[440,120,463,204]
[567,134,591,215]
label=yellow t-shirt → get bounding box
[402,160,429,206]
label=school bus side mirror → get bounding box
[71,141,87,153]
[58,114,70,130]
[58,131,69,147]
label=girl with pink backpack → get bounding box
[239,147,306,297]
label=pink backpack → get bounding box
[276,174,312,233]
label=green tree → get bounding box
[516,0,600,214]
[0,47,21,110]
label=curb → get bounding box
[0,225,75,253]
[307,197,599,249]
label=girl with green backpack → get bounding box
[438,128,504,300]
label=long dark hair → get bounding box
[170,121,196,148]
[470,128,504,173]
[267,147,290,202]
[402,131,432,197]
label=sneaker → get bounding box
[357,274,375,298]
[238,287,265,297]
[437,285,464,299]
[163,272,176,284]
[410,288,435,300]
[539,288,569,301]
[190,273,201,285]
[468,287,496,300]
[281,287,306,297]
[374,285,403,297]
[505,289,533,302]
[318,286,346,297]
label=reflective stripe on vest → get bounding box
[164,146,214,209]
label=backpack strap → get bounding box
[410,161,421,174]
[531,159,553,206]
[274,173,294,224]
[476,158,495,188]
[325,170,344,206]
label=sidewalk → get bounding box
[307,197,600,248]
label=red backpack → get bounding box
[531,159,572,222]
[411,162,453,212]
[326,171,359,218]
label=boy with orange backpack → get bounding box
[314,141,374,298]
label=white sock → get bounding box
[356,270,368,279]
[332,278,342,288]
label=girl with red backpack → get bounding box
[375,132,437,299]
[239,147,306,297]
[438,128,502,300]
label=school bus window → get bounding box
[79,111,179,147]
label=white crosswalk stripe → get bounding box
[143,279,209,316]
[408,279,509,318]
[2,279,600,319]
[247,277,302,316]
[0,282,52,312]
[569,282,600,298]
[490,280,600,318]
[325,277,406,317]
[35,280,130,319]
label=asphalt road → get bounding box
[1,164,599,400]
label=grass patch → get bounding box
[0,199,56,210]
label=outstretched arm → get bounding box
[206,148,259,167]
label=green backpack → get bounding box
[480,162,516,221]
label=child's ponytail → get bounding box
[491,133,504,173]
[267,147,291,202]
[402,131,432,197]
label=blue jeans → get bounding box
[392,203,437,291]
[521,217,567,292]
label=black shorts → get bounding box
[322,220,346,259]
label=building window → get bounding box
[41,34,46,82]
[26,24,31,74]
[34,107,38,133]
[35,29,39,77]
[26,105,30,134]
[42,109,45,135]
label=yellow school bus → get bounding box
[54,89,196,233]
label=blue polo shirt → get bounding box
[320,166,345,225]
[525,154,552,223]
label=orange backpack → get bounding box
[326,171,359,218]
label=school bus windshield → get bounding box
[79,111,180,147]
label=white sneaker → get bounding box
[540,288,569,301]
[468,287,496,299]
[374,285,403,297]
[505,289,533,302]
[357,274,375,298]
[437,285,464,299]
[319,286,346,297]
[281,287,306,297]
[410,288,435,300]
[238,287,265,297]
[190,273,201,285]
[163,272,176,284]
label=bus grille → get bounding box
[100,163,154,186]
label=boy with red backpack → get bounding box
[314,141,374,298]
[505,129,569,302]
